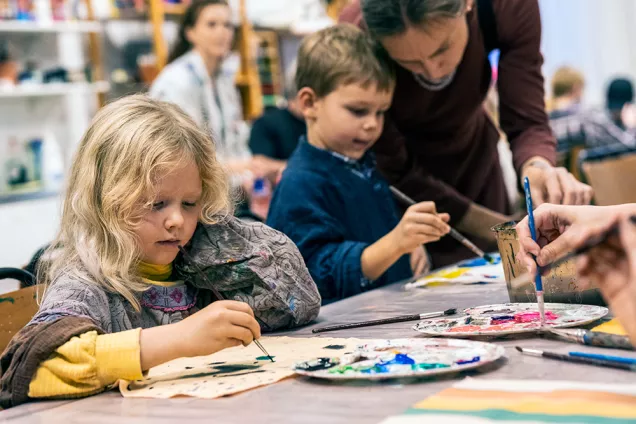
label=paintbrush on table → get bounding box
[516,346,636,371]
[546,328,634,351]
[389,186,496,264]
[178,246,275,363]
[522,177,545,327]
[312,307,457,333]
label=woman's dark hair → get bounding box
[168,0,229,64]
[361,0,466,38]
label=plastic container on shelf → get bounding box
[251,177,271,220]
[41,132,64,192]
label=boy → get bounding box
[266,25,450,304]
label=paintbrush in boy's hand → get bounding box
[389,186,496,263]
[178,246,275,363]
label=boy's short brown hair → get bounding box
[295,24,395,98]
[551,66,585,99]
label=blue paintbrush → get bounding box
[522,177,546,326]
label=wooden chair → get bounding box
[0,278,39,353]
[580,146,636,206]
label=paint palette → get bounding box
[413,303,608,337]
[293,338,505,380]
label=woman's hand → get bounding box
[577,215,636,346]
[516,204,626,274]
[521,158,593,206]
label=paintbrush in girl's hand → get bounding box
[389,186,496,264]
[178,246,275,363]
[311,308,457,333]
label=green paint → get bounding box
[323,344,346,350]
[411,363,449,370]
[256,356,276,361]
[404,408,633,424]
[0,297,15,304]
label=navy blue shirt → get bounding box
[249,108,306,160]
[266,139,412,304]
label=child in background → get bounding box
[266,25,450,304]
[0,95,321,408]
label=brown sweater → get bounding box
[340,0,557,266]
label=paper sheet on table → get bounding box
[379,378,636,423]
[119,336,366,399]
[593,318,628,336]
[405,263,505,290]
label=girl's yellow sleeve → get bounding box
[28,328,143,399]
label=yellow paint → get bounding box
[592,318,627,336]
[413,393,636,418]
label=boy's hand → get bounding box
[177,300,261,358]
[392,202,450,254]
[410,246,430,276]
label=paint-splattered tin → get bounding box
[491,221,605,305]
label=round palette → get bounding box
[293,338,505,380]
[413,303,609,337]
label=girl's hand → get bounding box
[177,300,261,358]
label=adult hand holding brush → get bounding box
[516,203,636,346]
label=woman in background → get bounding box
[150,0,281,197]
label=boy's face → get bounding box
[301,82,394,160]
[134,160,202,265]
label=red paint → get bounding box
[514,311,558,323]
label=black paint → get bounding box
[295,357,337,372]
[211,364,262,374]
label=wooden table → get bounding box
[3,282,630,424]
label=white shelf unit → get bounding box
[0,19,107,269]
[0,81,110,98]
[0,20,102,33]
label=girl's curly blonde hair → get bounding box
[38,95,232,309]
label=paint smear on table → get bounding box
[379,378,636,424]
[406,254,505,289]
[414,303,608,337]
[120,337,366,399]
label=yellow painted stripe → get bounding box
[415,388,636,405]
[413,397,636,418]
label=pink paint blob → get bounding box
[514,311,558,323]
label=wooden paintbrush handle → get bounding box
[312,314,421,333]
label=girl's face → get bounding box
[134,159,203,265]
[186,4,234,62]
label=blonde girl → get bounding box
[0,95,320,408]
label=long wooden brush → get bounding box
[389,186,495,263]
[312,308,457,333]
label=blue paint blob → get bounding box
[456,356,480,365]
[381,353,416,366]
[458,255,501,267]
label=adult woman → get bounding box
[150,0,280,186]
[341,0,593,266]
